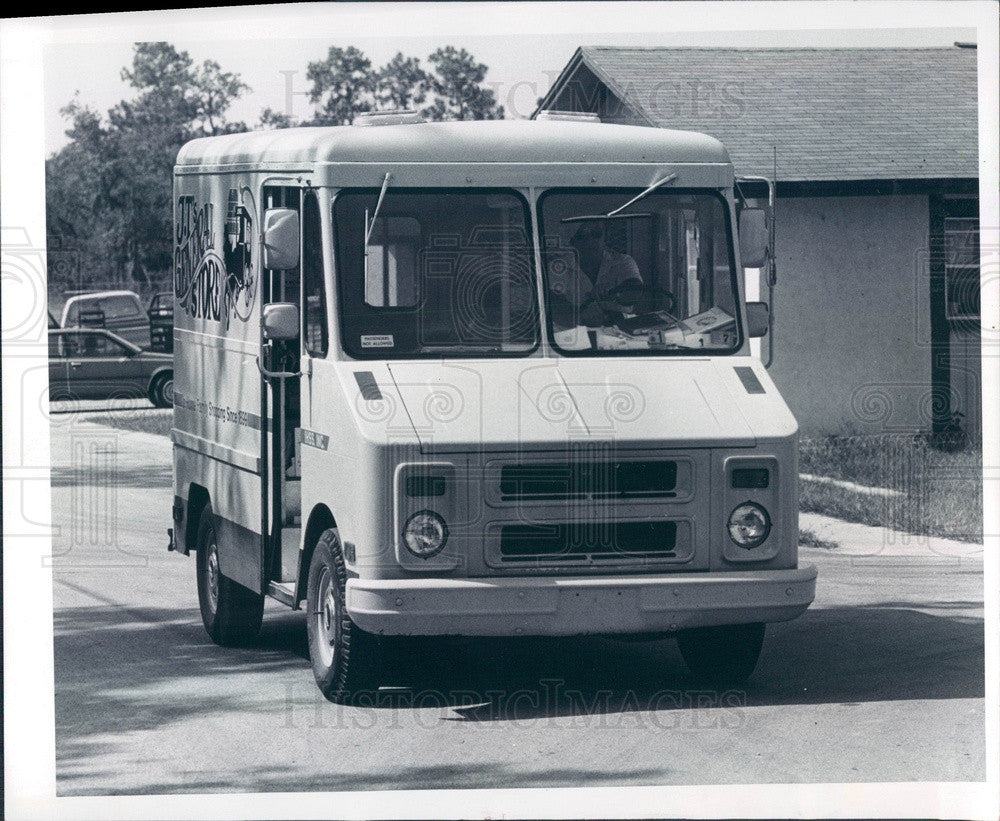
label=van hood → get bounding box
[359,358,793,454]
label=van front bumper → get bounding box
[346,565,817,636]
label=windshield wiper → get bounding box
[363,172,392,282]
[364,172,392,245]
[561,173,677,223]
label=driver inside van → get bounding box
[548,222,645,330]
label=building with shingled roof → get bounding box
[535,45,981,442]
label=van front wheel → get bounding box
[195,504,264,646]
[306,528,380,703]
[676,622,766,684]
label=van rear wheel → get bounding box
[306,528,381,703]
[676,622,765,684]
[195,504,264,646]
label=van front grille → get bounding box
[499,461,677,501]
[498,520,678,562]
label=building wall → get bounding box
[948,329,982,442]
[766,194,933,436]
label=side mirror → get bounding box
[262,302,299,341]
[739,207,769,269]
[262,208,300,271]
[746,301,770,338]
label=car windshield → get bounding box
[334,189,538,358]
[538,189,742,355]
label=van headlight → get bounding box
[403,510,449,558]
[727,502,771,548]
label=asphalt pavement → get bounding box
[49,413,986,795]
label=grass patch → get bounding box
[799,434,982,543]
[799,528,838,549]
[81,411,172,438]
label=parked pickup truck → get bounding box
[61,290,150,349]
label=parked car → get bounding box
[48,328,173,407]
[147,290,174,352]
[61,290,150,349]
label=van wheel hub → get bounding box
[315,565,338,667]
[206,544,220,612]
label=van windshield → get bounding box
[334,189,539,358]
[538,189,742,355]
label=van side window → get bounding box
[302,190,328,356]
[364,217,420,307]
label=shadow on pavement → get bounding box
[70,761,668,795]
[53,596,985,794]
[55,599,984,736]
[375,602,985,720]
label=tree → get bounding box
[258,106,294,130]
[117,43,249,137]
[46,43,250,291]
[423,46,504,121]
[375,52,430,111]
[306,46,374,125]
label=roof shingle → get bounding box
[548,47,978,182]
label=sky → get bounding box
[42,12,976,155]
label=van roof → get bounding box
[175,119,730,169]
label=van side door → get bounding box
[260,184,305,588]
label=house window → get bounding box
[944,216,980,322]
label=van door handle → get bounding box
[69,361,82,368]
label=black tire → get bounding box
[676,622,766,684]
[195,504,264,646]
[306,528,381,703]
[150,371,173,408]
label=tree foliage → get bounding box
[375,52,431,111]
[306,46,375,126]
[303,45,502,124]
[424,47,503,121]
[46,43,249,291]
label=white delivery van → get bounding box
[169,113,816,702]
